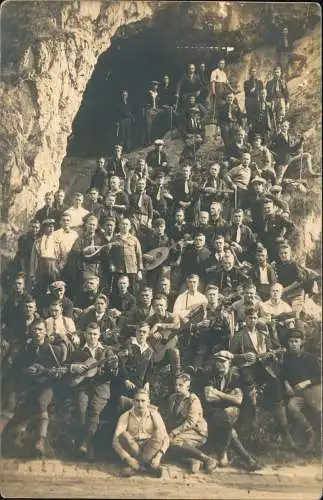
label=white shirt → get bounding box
[53,228,79,258]
[263,299,292,318]
[247,329,266,355]
[173,290,207,320]
[259,265,269,284]
[65,206,89,230]
[210,68,228,84]
[45,315,76,337]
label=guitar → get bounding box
[240,347,286,378]
[148,305,205,363]
[68,354,118,387]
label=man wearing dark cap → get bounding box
[282,329,321,451]
[145,139,168,176]
[203,350,260,470]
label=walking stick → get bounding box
[170,105,173,130]
[299,142,304,182]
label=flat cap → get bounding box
[212,350,233,361]
[151,80,160,85]
[285,328,304,340]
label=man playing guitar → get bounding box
[148,295,181,386]
[66,322,119,460]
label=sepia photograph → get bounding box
[0,1,322,498]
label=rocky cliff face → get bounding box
[0,1,160,255]
[0,1,320,259]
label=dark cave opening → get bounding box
[66,14,244,159]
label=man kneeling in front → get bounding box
[113,388,169,477]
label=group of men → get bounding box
[0,42,321,478]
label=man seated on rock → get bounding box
[227,128,252,167]
[203,350,260,471]
[0,319,68,456]
[270,120,317,184]
[249,134,276,185]
[273,243,305,316]
[67,322,119,460]
[145,139,168,177]
[199,163,228,212]
[106,144,131,182]
[248,245,277,301]
[257,198,295,262]
[224,152,252,209]
[113,387,169,477]
[282,329,321,452]
[165,373,217,474]
[225,208,256,262]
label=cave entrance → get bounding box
[66,10,242,159]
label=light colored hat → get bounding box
[154,139,164,145]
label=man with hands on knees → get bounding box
[113,387,169,477]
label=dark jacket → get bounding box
[244,78,264,100]
[181,244,211,279]
[270,133,302,165]
[266,78,289,103]
[119,337,153,388]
